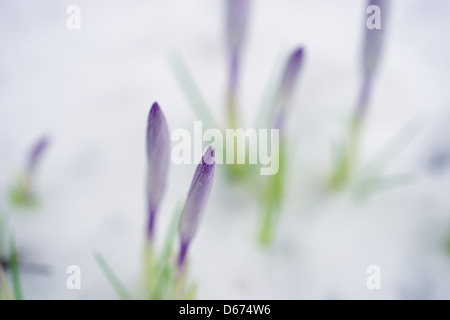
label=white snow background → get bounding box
[0,0,449,299]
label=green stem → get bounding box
[0,265,13,300]
[142,243,155,297]
[227,93,238,130]
[258,142,285,247]
[9,233,23,300]
[258,204,274,247]
[446,231,450,255]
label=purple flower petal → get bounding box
[273,47,304,131]
[178,146,215,271]
[363,0,388,77]
[357,0,388,116]
[146,102,170,240]
[226,0,251,55]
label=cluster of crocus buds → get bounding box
[145,102,215,296]
[98,102,215,300]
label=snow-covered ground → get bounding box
[1,0,449,299]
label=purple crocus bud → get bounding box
[357,0,388,116]
[146,102,170,241]
[226,0,251,56]
[225,0,251,128]
[273,47,304,131]
[27,136,50,175]
[177,146,215,272]
[363,0,388,77]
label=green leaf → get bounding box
[150,203,183,299]
[0,265,14,300]
[142,243,156,297]
[184,281,198,300]
[254,49,289,129]
[167,53,217,129]
[351,118,420,198]
[94,252,132,300]
[9,232,23,300]
[446,233,450,255]
[162,203,183,264]
[359,117,420,182]
[0,210,5,258]
[355,173,415,199]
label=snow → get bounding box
[0,0,449,299]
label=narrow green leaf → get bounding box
[356,173,414,199]
[150,203,183,299]
[360,117,420,181]
[9,232,23,300]
[254,49,287,129]
[167,53,217,129]
[0,210,5,258]
[162,203,183,264]
[446,233,450,255]
[94,252,132,300]
[0,265,14,300]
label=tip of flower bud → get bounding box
[292,47,304,61]
[285,47,304,78]
[28,135,51,173]
[202,146,215,165]
[150,101,161,115]
[274,46,305,122]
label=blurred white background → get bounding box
[1,0,450,299]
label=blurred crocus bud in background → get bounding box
[146,102,170,241]
[358,0,389,116]
[10,135,51,206]
[329,0,390,189]
[225,0,251,127]
[363,0,388,77]
[226,0,251,57]
[27,136,50,176]
[273,47,305,132]
[177,146,215,272]
[258,48,303,246]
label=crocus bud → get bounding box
[226,0,251,56]
[178,146,215,272]
[363,0,388,78]
[225,0,251,128]
[273,47,304,131]
[146,102,170,240]
[27,136,50,175]
[357,0,388,116]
